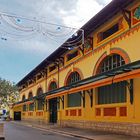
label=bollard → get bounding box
[0,123,5,140]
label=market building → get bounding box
[11,0,140,136]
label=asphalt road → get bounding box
[4,122,81,140]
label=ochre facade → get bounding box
[11,0,140,136]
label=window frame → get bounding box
[97,81,127,105]
[98,54,125,74]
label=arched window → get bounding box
[49,82,57,91]
[22,95,26,101]
[28,92,34,111]
[66,71,81,107]
[37,88,43,110]
[22,95,26,111]
[97,54,127,106]
[98,54,125,74]
[28,92,33,99]
[66,72,81,85]
[37,88,43,96]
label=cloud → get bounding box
[62,0,104,28]
[95,0,112,6]
[0,0,112,56]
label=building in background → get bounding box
[11,0,140,136]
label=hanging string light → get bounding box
[0,11,84,49]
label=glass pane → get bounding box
[67,92,81,107]
[98,81,126,104]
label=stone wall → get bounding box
[58,120,140,136]
[22,118,48,125]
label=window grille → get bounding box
[23,104,26,112]
[66,72,81,85]
[29,103,34,111]
[68,92,81,107]
[99,54,125,74]
[37,88,43,110]
[49,82,57,91]
[66,72,81,107]
[98,81,127,104]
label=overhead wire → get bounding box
[1,15,35,32]
[0,11,84,46]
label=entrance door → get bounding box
[14,111,21,121]
[49,98,57,123]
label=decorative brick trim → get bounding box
[104,107,116,116]
[28,112,33,116]
[120,107,127,117]
[65,110,69,116]
[36,111,44,116]
[78,109,82,116]
[70,109,77,116]
[96,108,101,116]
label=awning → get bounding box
[14,60,140,104]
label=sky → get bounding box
[0,0,112,83]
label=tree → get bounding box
[0,77,19,110]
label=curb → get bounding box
[11,121,95,140]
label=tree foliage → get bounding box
[0,78,19,109]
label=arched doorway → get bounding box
[48,81,58,123]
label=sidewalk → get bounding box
[11,121,140,140]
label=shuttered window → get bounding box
[97,54,127,105]
[37,100,43,110]
[68,92,81,107]
[67,72,81,107]
[98,81,126,104]
[23,104,26,112]
[29,103,34,111]
[37,88,44,110]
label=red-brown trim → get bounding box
[110,48,131,63]
[93,52,107,75]
[64,67,84,86]
[46,69,140,99]
[36,86,44,96]
[93,48,131,75]
[48,78,58,91]
[28,91,33,99]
